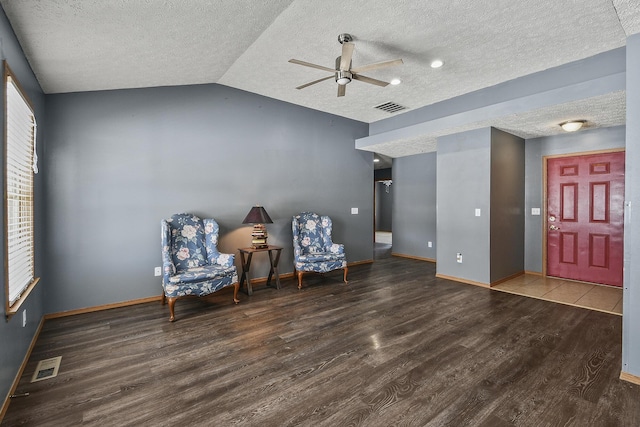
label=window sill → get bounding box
[5,277,40,321]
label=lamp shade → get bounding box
[242,206,273,224]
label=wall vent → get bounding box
[374,102,407,113]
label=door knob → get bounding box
[549,225,560,230]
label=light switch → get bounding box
[531,208,541,216]
[475,208,481,217]
[351,208,358,215]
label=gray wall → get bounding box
[437,128,492,283]
[392,126,624,279]
[524,126,626,273]
[375,181,392,231]
[435,127,525,284]
[0,9,46,409]
[392,153,437,259]
[623,33,640,377]
[490,129,525,282]
[44,84,371,314]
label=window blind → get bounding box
[6,75,35,307]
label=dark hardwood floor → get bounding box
[3,250,640,426]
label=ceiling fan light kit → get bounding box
[289,33,403,97]
[336,70,352,85]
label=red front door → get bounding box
[546,151,625,287]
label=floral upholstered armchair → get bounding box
[292,212,348,289]
[161,213,239,321]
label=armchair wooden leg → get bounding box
[297,271,304,289]
[167,297,177,322]
[233,282,240,304]
[343,267,348,284]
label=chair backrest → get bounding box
[203,218,222,264]
[292,212,333,255]
[166,213,208,271]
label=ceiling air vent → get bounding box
[374,102,407,113]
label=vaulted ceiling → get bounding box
[1,0,639,161]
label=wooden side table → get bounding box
[238,245,283,295]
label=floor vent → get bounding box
[31,356,62,383]
[374,102,407,113]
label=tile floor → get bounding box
[492,274,622,315]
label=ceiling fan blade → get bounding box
[289,59,336,73]
[351,58,403,74]
[339,42,354,70]
[337,84,346,97]
[296,75,334,90]
[352,74,389,87]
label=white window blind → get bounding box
[6,73,36,307]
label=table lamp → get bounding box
[242,206,273,248]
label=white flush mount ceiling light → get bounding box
[560,120,586,132]
[390,78,401,85]
[373,157,380,163]
[430,59,444,68]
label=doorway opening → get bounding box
[374,154,393,260]
[374,180,392,259]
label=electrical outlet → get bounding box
[351,207,359,214]
[154,266,162,276]
[456,253,463,263]
[428,241,433,248]
[22,309,26,327]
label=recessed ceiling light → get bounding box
[560,120,586,132]
[390,78,401,85]
[430,59,444,68]
[373,158,380,163]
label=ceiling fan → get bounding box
[289,33,403,97]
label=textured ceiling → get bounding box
[361,91,627,157]
[1,0,639,157]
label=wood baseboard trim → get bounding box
[392,253,436,263]
[620,371,640,385]
[250,262,370,285]
[44,295,163,320]
[1,316,45,421]
[490,271,525,287]
[348,259,374,267]
[524,270,543,276]
[435,273,490,288]
[248,272,294,285]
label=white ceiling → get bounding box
[1,0,639,158]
